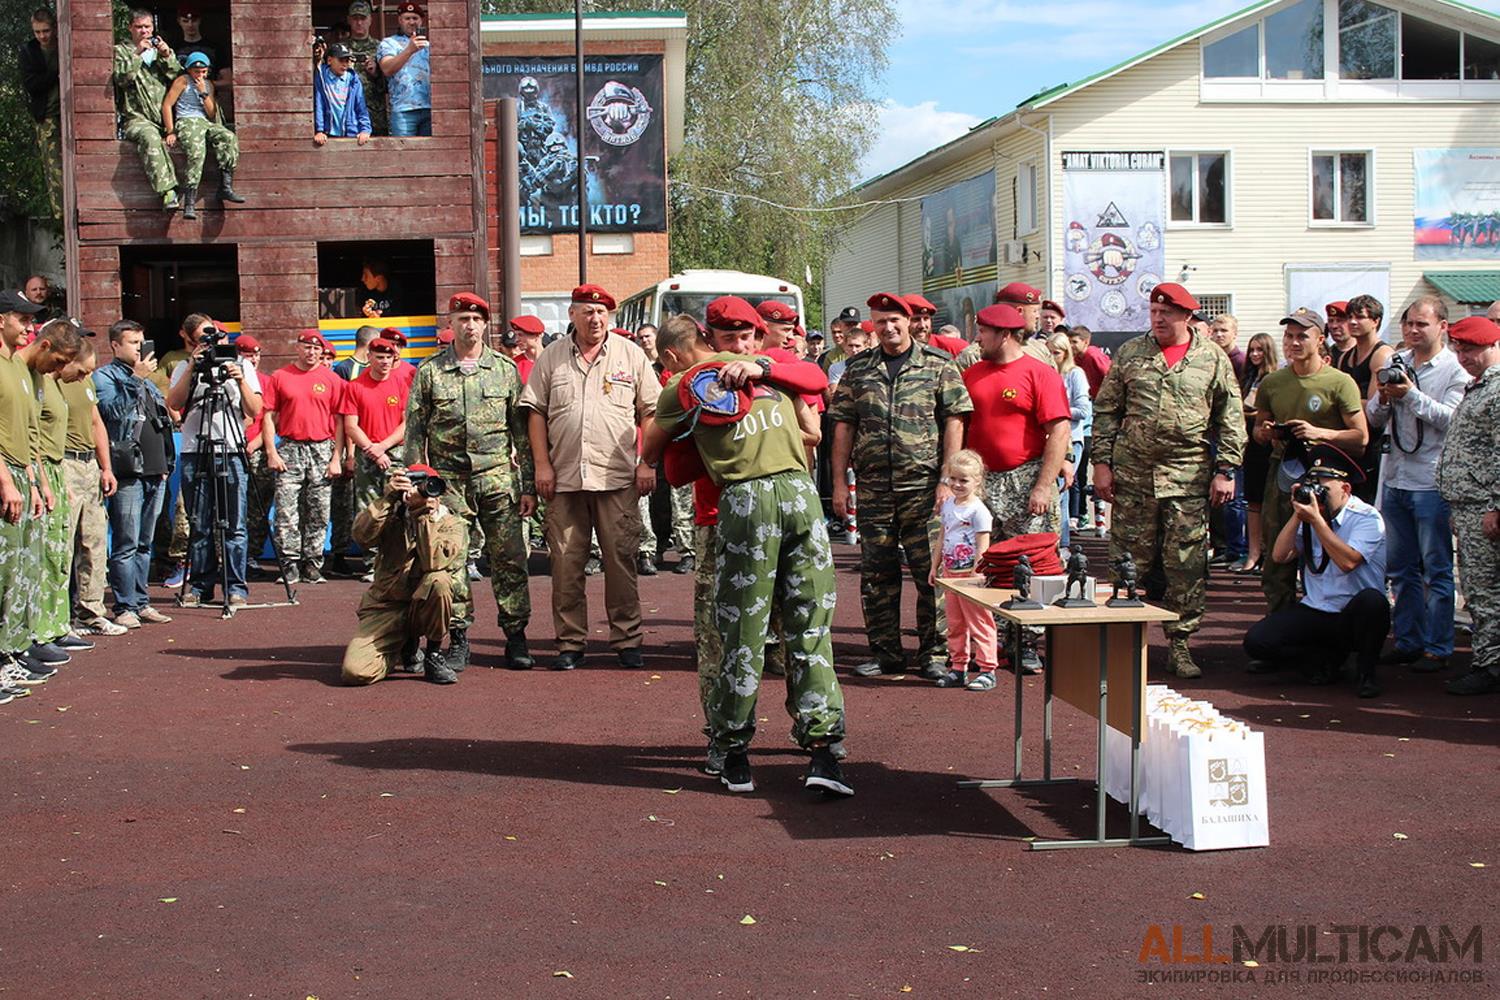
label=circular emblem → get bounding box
[687,367,739,417]
[1136,272,1161,300]
[386,395,399,407]
[1307,395,1324,413]
[587,80,653,147]
[313,383,326,393]
[1065,273,1092,302]
[1065,222,1088,253]
[1083,232,1141,287]
[1001,388,1019,400]
[1100,290,1128,317]
[1136,221,1161,251]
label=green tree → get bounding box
[0,0,49,219]
[482,0,893,327]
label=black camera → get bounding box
[1377,355,1415,386]
[191,326,239,385]
[150,35,163,46]
[1271,422,1295,442]
[1292,480,1329,507]
[406,470,447,498]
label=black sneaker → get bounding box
[18,656,57,679]
[720,752,754,793]
[934,670,966,688]
[673,554,695,575]
[584,557,603,576]
[55,633,95,652]
[2,684,30,700]
[398,637,424,673]
[27,642,70,665]
[448,628,469,673]
[504,632,534,670]
[636,553,657,576]
[1447,669,1500,696]
[1017,648,1044,675]
[424,642,457,685]
[804,747,854,797]
[616,647,644,669]
[703,744,726,776]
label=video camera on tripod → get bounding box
[191,326,241,386]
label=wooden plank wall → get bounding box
[63,0,486,359]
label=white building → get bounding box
[825,0,1500,347]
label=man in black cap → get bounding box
[1242,444,1390,698]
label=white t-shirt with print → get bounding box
[939,496,992,575]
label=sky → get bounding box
[864,0,1500,181]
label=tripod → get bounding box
[177,361,299,617]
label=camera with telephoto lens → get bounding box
[405,469,447,499]
[1292,478,1329,509]
[1377,354,1416,386]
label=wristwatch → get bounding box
[754,356,772,379]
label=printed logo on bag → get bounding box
[1207,757,1249,808]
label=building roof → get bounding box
[1425,270,1500,305]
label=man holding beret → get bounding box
[1091,282,1245,678]
[522,284,660,670]
[1439,316,1500,695]
[404,293,534,671]
[831,292,972,679]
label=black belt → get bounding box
[65,450,97,461]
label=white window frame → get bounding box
[1166,149,1234,229]
[1308,148,1376,228]
[1016,161,1039,237]
[1195,294,1235,321]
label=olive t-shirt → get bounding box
[32,370,67,462]
[1256,364,1362,459]
[656,353,806,487]
[0,354,36,468]
[59,378,98,454]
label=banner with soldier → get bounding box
[482,54,667,234]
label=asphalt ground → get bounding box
[3,539,1496,998]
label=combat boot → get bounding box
[398,636,424,673]
[217,171,246,203]
[504,631,534,670]
[448,627,469,673]
[162,188,179,211]
[180,185,197,220]
[1169,637,1202,679]
[424,641,457,684]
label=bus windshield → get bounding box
[659,291,799,322]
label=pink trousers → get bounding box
[945,588,998,672]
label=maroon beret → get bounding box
[706,296,765,332]
[1149,282,1200,312]
[572,284,617,310]
[866,292,912,316]
[976,304,1025,331]
[995,282,1043,305]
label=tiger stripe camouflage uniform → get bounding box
[403,344,533,638]
[1091,331,1245,658]
[112,42,181,199]
[830,343,973,674]
[1437,358,1500,684]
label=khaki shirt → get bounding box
[520,333,660,492]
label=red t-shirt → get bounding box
[515,355,535,384]
[245,369,270,445]
[1160,340,1191,369]
[338,370,409,443]
[265,363,344,442]
[962,354,1071,472]
[929,334,967,357]
[1077,345,1112,398]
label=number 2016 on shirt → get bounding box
[731,407,785,440]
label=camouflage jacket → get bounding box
[1092,332,1245,498]
[829,342,973,492]
[112,43,180,126]
[403,345,534,493]
[353,494,468,606]
[1437,363,1497,507]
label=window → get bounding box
[1311,152,1371,224]
[1403,15,1462,80]
[119,244,241,340]
[1204,23,1260,78]
[1169,153,1228,225]
[313,0,427,138]
[1466,34,1500,80]
[1338,0,1396,80]
[316,240,436,320]
[1195,294,1234,320]
[1265,0,1324,79]
[1016,162,1038,235]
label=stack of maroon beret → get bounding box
[978,533,1063,587]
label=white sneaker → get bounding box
[1,662,48,687]
[76,617,129,637]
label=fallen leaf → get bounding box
[56,705,70,712]
[158,897,177,903]
[647,815,658,822]
[1189,892,1205,900]
[1398,737,1411,742]
[653,880,668,887]
[238,765,250,770]
[947,944,975,953]
[1470,862,1486,868]
[1383,753,1396,758]
[650,674,662,680]
[552,970,574,979]
[1328,719,1341,724]
[663,788,681,795]
[900,987,913,993]
[1298,714,1311,719]
[232,807,246,814]
[1393,833,1409,840]
[1242,960,1259,968]
[25,720,39,725]
[222,829,242,835]
[504,835,518,842]
[740,915,757,925]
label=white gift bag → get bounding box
[1181,721,1270,851]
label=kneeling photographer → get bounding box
[341,465,468,686]
[165,323,262,608]
[1242,445,1390,698]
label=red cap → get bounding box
[611,327,634,339]
[572,284,617,310]
[369,338,398,355]
[435,327,455,345]
[867,292,912,317]
[757,300,799,324]
[1448,316,1500,347]
[1041,299,1065,317]
[406,463,438,477]
[995,282,1043,305]
[705,296,765,332]
[859,320,875,334]
[1149,282,1200,312]
[396,2,424,15]
[1325,301,1349,317]
[318,335,336,353]
[381,327,408,347]
[296,329,322,346]
[976,304,1026,331]
[904,294,938,316]
[234,335,260,352]
[449,292,489,319]
[509,315,545,336]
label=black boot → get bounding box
[180,185,197,219]
[398,636,424,673]
[424,641,457,684]
[504,631,534,670]
[217,171,246,203]
[448,627,469,673]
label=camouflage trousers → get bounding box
[984,459,1058,539]
[1109,484,1208,640]
[709,471,844,756]
[0,462,40,653]
[1453,504,1500,675]
[37,116,62,220]
[524,496,546,550]
[694,522,722,731]
[273,439,333,569]
[175,116,238,188]
[121,117,177,196]
[437,466,529,634]
[31,461,72,642]
[64,456,109,621]
[351,452,389,562]
[857,487,946,672]
[1260,476,1298,613]
[665,483,695,557]
[341,581,455,686]
[246,449,275,564]
[330,471,355,561]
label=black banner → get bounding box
[483,55,667,233]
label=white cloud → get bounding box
[859,99,984,181]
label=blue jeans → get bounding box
[182,452,249,599]
[389,107,431,137]
[107,475,167,614]
[1221,467,1249,561]
[1059,440,1083,548]
[1382,486,1454,657]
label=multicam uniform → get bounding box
[829,343,972,673]
[341,492,467,685]
[656,354,844,756]
[112,42,181,199]
[1092,332,1245,649]
[1437,361,1500,682]
[403,345,532,637]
